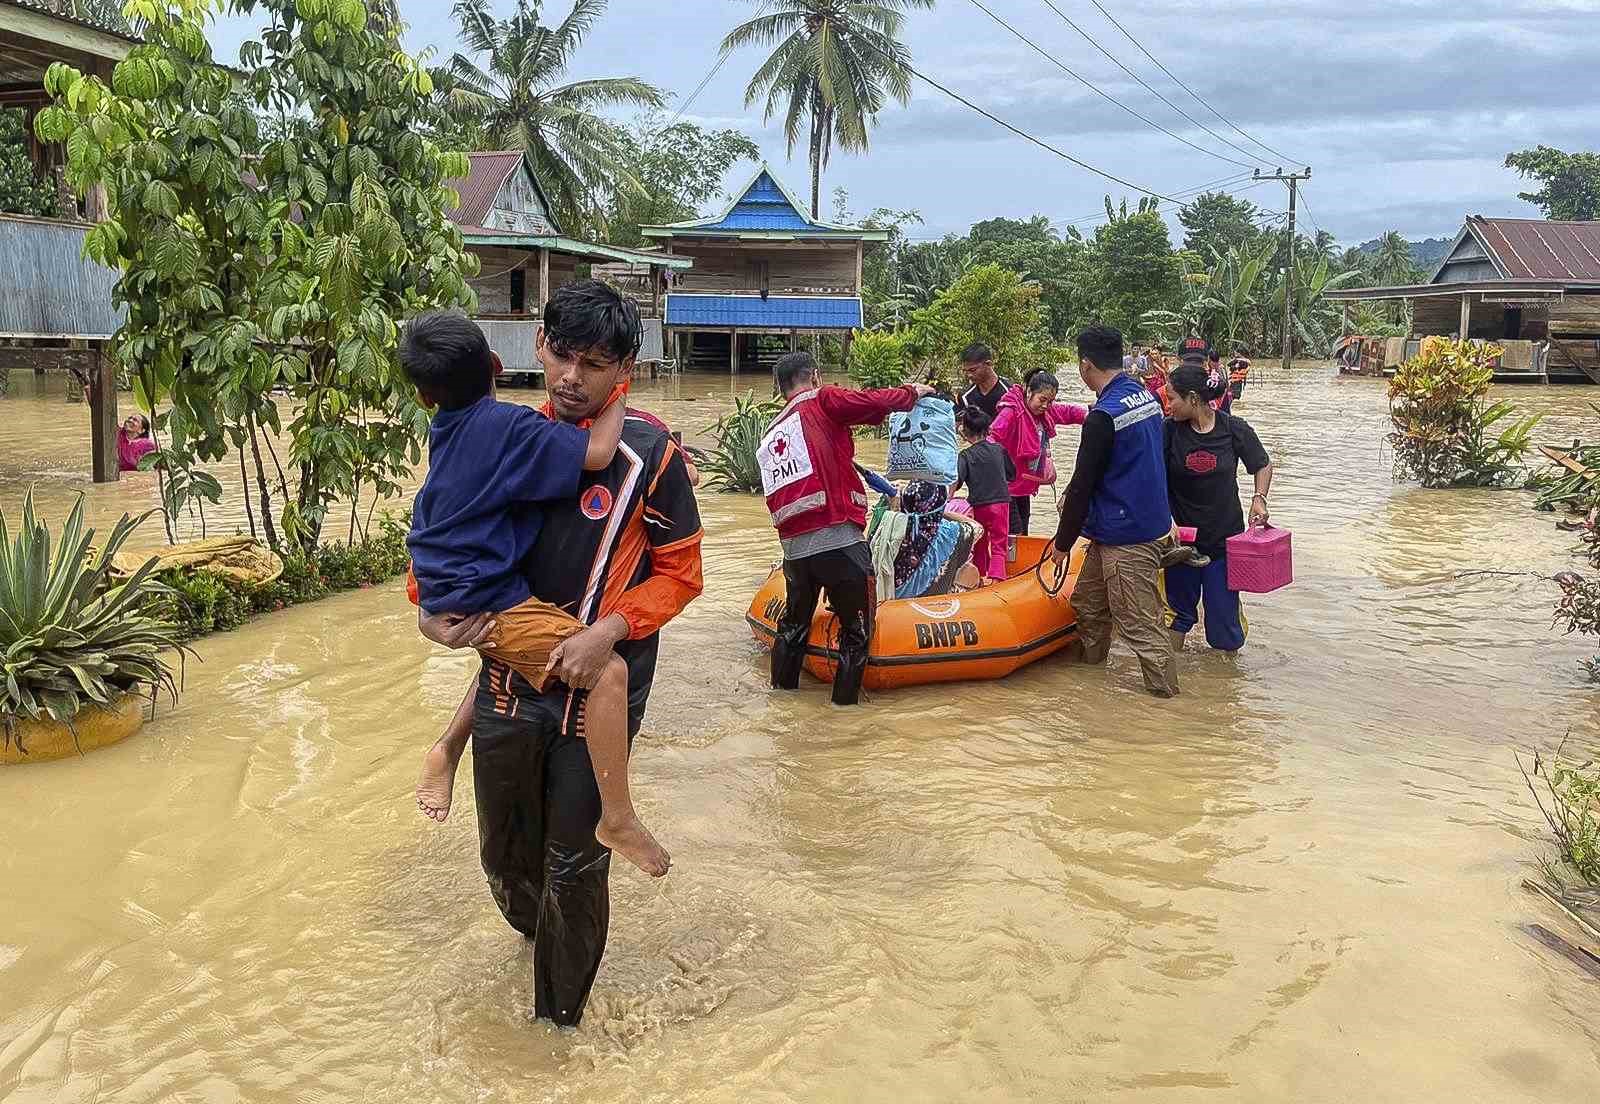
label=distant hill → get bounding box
[1354,236,1453,271]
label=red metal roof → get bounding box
[444,151,524,228]
[1471,216,1600,281]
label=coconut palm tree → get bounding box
[439,0,665,233]
[1374,229,1420,285]
[719,0,936,219]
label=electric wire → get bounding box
[1085,0,1302,167]
[852,34,1184,201]
[965,0,1259,170]
[1033,0,1271,168]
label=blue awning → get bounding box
[665,294,862,330]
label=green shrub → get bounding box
[1,491,190,750]
[1388,338,1540,488]
[159,567,254,639]
[848,328,911,389]
[149,511,412,642]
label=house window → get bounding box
[511,268,526,314]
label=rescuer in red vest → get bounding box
[759,351,936,705]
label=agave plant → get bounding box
[1,491,190,752]
[702,391,782,493]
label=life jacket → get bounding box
[1083,373,1171,546]
[759,388,871,541]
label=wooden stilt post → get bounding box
[538,247,550,314]
[1459,293,1472,339]
[88,344,119,483]
[730,328,739,374]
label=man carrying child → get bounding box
[410,282,703,1026]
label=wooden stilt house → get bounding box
[444,151,692,383]
[0,0,134,481]
[1327,216,1600,383]
[640,165,889,373]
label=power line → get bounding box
[893,176,1264,241]
[851,35,1183,201]
[672,0,774,124]
[1296,186,1325,238]
[1033,0,1269,168]
[1085,0,1301,167]
[1053,173,1259,231]
[965,0,1258,170]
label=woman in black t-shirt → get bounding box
[1163,364,1273,652]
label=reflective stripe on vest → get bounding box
[772,491,827,525]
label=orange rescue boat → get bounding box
[746,536,1084,691]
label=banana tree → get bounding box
[1140,240,1271,349]
[1289,254,1363,356]
[1208,240,1274,352]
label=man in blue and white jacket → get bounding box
[1048,325,1180,697]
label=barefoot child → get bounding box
[401,309,669,877]
[950,407,1015,582]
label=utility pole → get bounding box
[1255,167,1312,374]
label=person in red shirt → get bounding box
[759,351,934,704]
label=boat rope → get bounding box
[1035,544,1069,598]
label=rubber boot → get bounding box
[771,634,806,691]
[830,614,869,706]
[830,644,867,706]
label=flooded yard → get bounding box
[2,364,1598,1102]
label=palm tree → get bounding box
[440,0,665,233]
[1374,230,1420,285]
[719,0,936,219]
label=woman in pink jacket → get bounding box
[989,368,1088,552]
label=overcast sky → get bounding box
[209,0,1597,245]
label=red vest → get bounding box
[759,388,872,540]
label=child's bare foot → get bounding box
[596,813,671,877]
[416,741,459,823]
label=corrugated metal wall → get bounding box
[0,216,123,338]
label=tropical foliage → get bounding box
[703,392,782,493]
[437,0,665,234]
[0,492,188,751]
[720,0,934,218]
[1141,240,1273,352]
[1521,734,1600,886]
[0,108,59,217]
[1505,145,1600,221]
[157,511,411,640]
[1387,338,1539,488]
[847,327,911,389]
[907,263,1055,381]
[37,0,479,553]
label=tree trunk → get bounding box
[810,108,823,219]
[248,416,281,553]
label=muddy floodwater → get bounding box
[2,365,1599,1102]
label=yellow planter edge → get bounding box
[0,693,148,765]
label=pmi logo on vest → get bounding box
[758,421,814,494]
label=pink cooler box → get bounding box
[1226,524,1292,594]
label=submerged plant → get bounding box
[1388,338,1540,488]
[0,491,190,752]
[702,392,781,493]
[1520,735,1600,887]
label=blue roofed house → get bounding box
[640,165,890,372]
